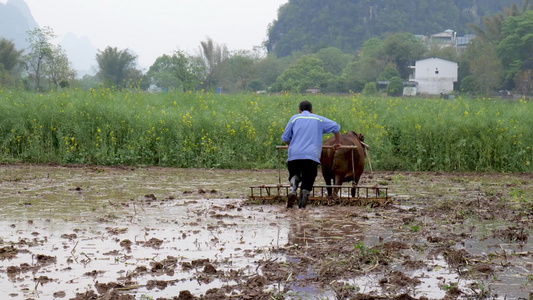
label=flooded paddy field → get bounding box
[0,164,531,299]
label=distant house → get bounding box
[418,29,476,56]
[455,34,476,56]
[409,57,458,95]
[429,29,456,48]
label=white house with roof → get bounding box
[408,57,458,95]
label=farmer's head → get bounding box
[299,100,312,113]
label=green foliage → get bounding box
[343,38,387,92]
[460,75,479,94]
[0,90,531,172]
[0,38,23,72]
[23,26,55,91]
[362,82,377,96]
[461,38,503,94]
[496,10,533,89]
[255,54,290,90]
[247,80,263,92]
[424,45,458,62]
[315,47,353,76]
[224,54,256,92]
[96,46,140,88]
[45,44,77,89]
[145,51,202,92]
[387,77,404,96]
[275,55,334,93]
[383,33,426,79]
[196,37,230,91]
[377,64,401,81]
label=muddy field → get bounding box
[0,164,532,300]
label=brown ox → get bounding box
[320,131,366,197]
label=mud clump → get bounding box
[119,239,132,250]
[203,263,217,274]
[383,271,421,287]
[443,249,470,267]
[71,288,135,300]
[493,226,529,243]
[52,290,66,298]
[60,233,77,240]
[106,227,128,235]
[140,237,163,248]
[6,265,20,275]
[0,246,18,259]
[146,279,170,290]
[177,290,196,300]
[35,254,56,264]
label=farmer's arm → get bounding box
[333,131,341,150]
[281,118,293,145]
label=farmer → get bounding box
[282,100,341,209]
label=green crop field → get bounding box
[0,88,531,172]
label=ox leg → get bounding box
[287,176,299,208]
[333,175,344,198]
[324,176,333,197]
[351,176,361,197]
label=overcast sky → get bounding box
[15,0,288,68]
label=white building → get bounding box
[409,57,458,95]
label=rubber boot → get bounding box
[287,176,299,208]
[299,189,310,209]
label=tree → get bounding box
[377,64,401,81]
[387,76,404,96]
[462,37,502,94]
[0,38,23,86]
[342,38,387,92]
[382,33,426,79]
[424,44,458,62]
[196,37,229,90]
[362,82,378,96]
[255,54,291,90]
[514,57,533,95]
[44,44,76,89]
[24,26,55,91]
[460,75,479,94]
[146,51,202,91]
[468,2,524,44]
[225,54,256,91]
[316,47,352,76]
[496,10,533,89]
[0,38,23,72]
[96,46,139,87]
[274,54,334,93]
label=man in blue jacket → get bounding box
[282,100,341,208]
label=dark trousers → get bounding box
[287,159,318,191]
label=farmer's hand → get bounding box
[333,142,341,150]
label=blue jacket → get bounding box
[282,111,340,163]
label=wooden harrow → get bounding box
[249,184,389,206]
[249,145,391,206]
